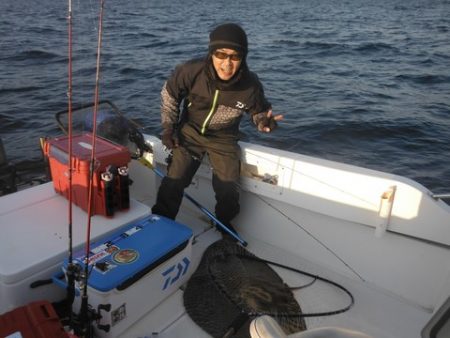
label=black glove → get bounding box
[161,129,178,149]
[255,113,278,132]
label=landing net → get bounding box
[183,238,306,338]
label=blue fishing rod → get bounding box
[138,155,248,247]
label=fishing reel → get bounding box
[72,301,111,338]
[60,262,111,337]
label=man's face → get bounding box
[212,48,243,81]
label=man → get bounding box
[152,23,283,236]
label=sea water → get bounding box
[0,0,449,194]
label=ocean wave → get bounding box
[354,42,398,54]
[395,74,450,85]
[303,41,348,51]
[274,39,302,47]
[433,52,450,61]
[0,115,32,131]
[12,50,60,62]
[138,41,170,49]
[119,67,145,75]
[306,119,428,143]
[0,86,42,95]
[304,41,399,58]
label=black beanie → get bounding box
[209,23,248,55]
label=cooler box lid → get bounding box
[46,133,130,166]
[67,215,192,292]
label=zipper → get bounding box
[201,89,219,134]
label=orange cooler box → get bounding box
[0,301,69,338]
[44,133,131,216]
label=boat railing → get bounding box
[432,193,450,200]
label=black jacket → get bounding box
[160,57,271,138]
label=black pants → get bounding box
[152,124,240,225]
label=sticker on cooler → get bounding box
[6,333,23,338]
[113,249,139,264]
[86,251,110,266]
[78,141,93,150]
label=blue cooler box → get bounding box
[62,214,193,338]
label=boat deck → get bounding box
[1,153,445,338]
[120,204,430,338]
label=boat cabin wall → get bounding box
[239,141,450,246]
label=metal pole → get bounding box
[432,193,450,200]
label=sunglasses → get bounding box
[213,50,243,62]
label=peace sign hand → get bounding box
[256,109,284,133]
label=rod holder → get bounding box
[118,166,130,210]
[101,171,115,217]
[375,185,396,238]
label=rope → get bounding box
[238,185,366,282]
[207,250,355,320]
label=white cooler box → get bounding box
[0,182,151,315]
[60,214,193,338]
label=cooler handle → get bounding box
[52,271,80,297]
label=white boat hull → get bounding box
[0,134,449,338]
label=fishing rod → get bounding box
[146,146,363,280]
[137,155,248,247]
[79,0,106,336]
[65,0,77,330]
[120,119,362,279]
[140,143,362,279]
[79,102,358,275]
